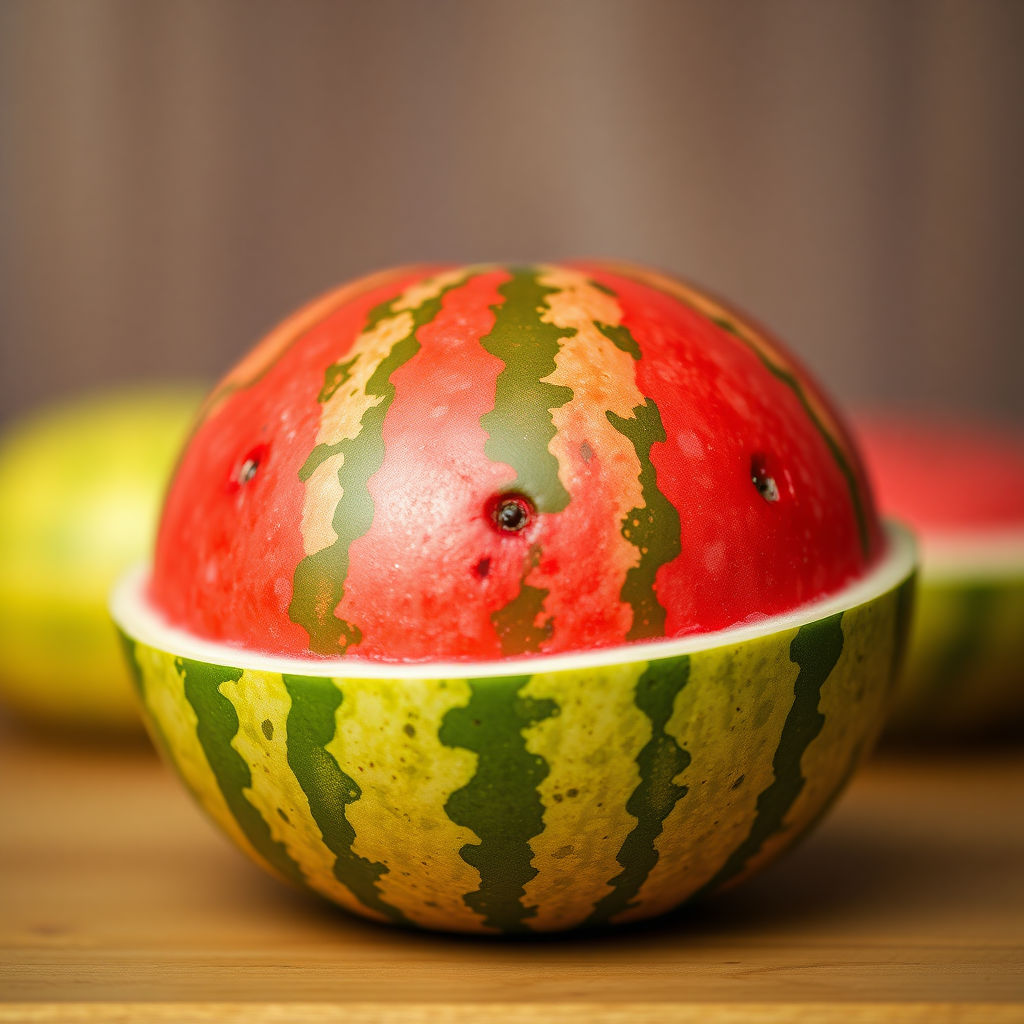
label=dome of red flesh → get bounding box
[855,414,1024,536]
[151,262,883,661]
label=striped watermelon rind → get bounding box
[111,524,914,933]
[886,531,1024,737]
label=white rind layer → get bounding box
[919,528,1024,582]
[110,522,916,680]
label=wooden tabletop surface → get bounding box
[0,721,1021,1024]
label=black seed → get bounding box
[731,774,745,790]
[239,458,259,485]
[474,557,491,579]
[490,494,534,533]
[403,723,416,738]
[751,453,780,503]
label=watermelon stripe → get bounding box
[518,662,651,932]
[179,658,310,890]
[614,633,801,924]
[282,674,407,924]
[922,584,995,711]
[606,399,682,641]
[479,268,575,513]
[128,644,274,872]
[197,266,427,427]
[718,324,871,560]
[586,262,873,561]
[317,356,359,404]
[798,736,865,845]
[596,321,642,361]
[891,575,916,692]
[533,267,650,650]
[490,543,553,657]
[118,630,145,699]
[694,613,845,896]
[323,676,488,932]
[289,280,463,654]
[439,676,556,932]
[585,656,691,926]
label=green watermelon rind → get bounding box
[111,523,915,934]
[886,529,1024,737]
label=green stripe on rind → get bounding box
[490,544,554,657]
[694,613,845,897]
[317,356,358,404]
[710,316,870,560]
[439,676,557,932]
[479,268,575,513]
[117,631,176,762]
[890,574,916,695]
[178,658,310,890]
[596,321,642,361]
[117,630,145,699]
[281,674,408,924]
[585,655,691,926]
[288,284,463,655]
[606,399,682,641]
[920,585,996,711]
[125,560,910,932]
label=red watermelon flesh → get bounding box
[151,263,883,661]
[855,414,1024,537]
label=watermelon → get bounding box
[113,263,914,931]
[0,387,202,732]
[856,414,1024,737]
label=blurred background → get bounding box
[0,0,1022,428]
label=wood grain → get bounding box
[1,1002,1022,1023]
[0,724,1021,1022]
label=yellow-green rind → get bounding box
[0,387,203,730]
[118,563,912,933]
[886,573,1024,738]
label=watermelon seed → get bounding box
[474,558,491,579]
[236,444,269,488]
[403,723,416,737]
[490,494,534,533]
[732,774,745,789]
[751,454,780,502]
[261,719,274,740]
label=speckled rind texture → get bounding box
[886,575,1024,738]
[120,575,910,934]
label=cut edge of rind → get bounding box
[919,528,1024,582]
[111,522,915,680]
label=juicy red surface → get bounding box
[152,269,429,651]
[855,413,1024,535]
[586,269,878,636]
[152,263,882,660]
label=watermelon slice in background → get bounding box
[855,413,1024,738]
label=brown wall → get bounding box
[1,0,1022,427]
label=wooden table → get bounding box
[1,721,1021,1024]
